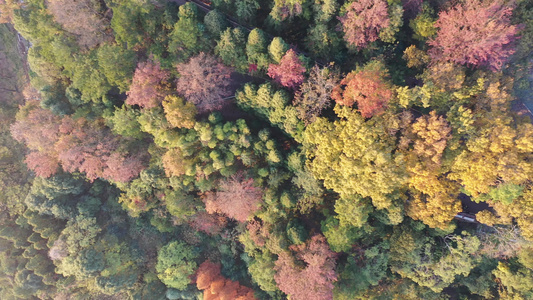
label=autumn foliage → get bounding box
[267,49,306,90]
[195,260,256,300]
[274,235,337,300]
[188,211,228,236]
[338,0,390,50]
[47,0,111,49]
[203,174,263,222]
[176,52,233,112]
[428,0,521,71]
[11,101,146,182]
[332,62,393,118]
[126,60,171,109]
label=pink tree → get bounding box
[176,52,233,112]
[11,101,62,177]
[274,235,338,300]
[203,174,263,222]
[126,60,171,109]
[428,0,521,71]
[338,0,390,50]
[267,49,306,90]
[11,102,146,181]
[55,117,146,182]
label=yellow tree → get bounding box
[401,111,461,230]
[303,105,407,223]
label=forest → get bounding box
[0,0,532,299]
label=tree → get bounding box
[162,95,197,129]
[188,211,228,235]
[338,0,390,50]
[235,0,260,24]
[96,44,137,93]
[156,241,198,290]
[302,106,407,217]
[268,37,289,64]
[107,105,144,139]
[204,9,229,38]
[236,83,304,141]
[312,0,339,23]
[47,0,111,49]
[169,2,207,58]
[126,59,171,109]
[268,0,307,23]
[246,28,270,70]
[215,28,248,72]
[293,65,339,124]
[305,23,343,60]
[55,117,147,182]
[428,0,521,71]
[176,52,233,112]
[203,174,263,222]
[274,235,337,300]
[267,49,306,90]
[332,61,393,118]
[10,101,62,177]
[162,147,193,178]
[409,4,436,41]
[195,260,256,300]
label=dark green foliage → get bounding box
[155,241,198,290]
[168,3,207,59]
[204,9,230,38]
[215,28,248,72]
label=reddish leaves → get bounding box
[47,0,111,49]
[176,52,233,113]
[428,0,521,71]
[332,63,393,118]
[55,117,146,182]
[274,235,338,300]
[11,101,146,182]
[203,174,263,222]
[126,60,171,109]
[195,260,256,300]
[188,211,228,236]
[267,49,306,90]
[338,0,390,50]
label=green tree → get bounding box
[168,3,207,59]
[156,241,198,290]
[246,28,270,70]
[215,28,248,72]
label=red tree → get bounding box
[267,49,306,90]
[428,0,521,71]
[126,60,171,109]
[331,62,393,118]
[338,0,390,50]
[11,101,146,181]
[196,260,257,300]
[176,52,233,112]
[203,174,263,222]
[274,235,337,300]
[55,117,146,182]
[188,211,228,235]
[24,152,60,178]
[11,101,62,177]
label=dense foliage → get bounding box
[1,0,533,299]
